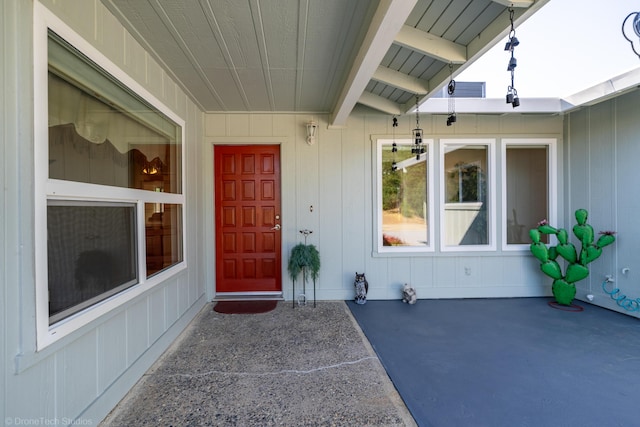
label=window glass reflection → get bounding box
[381,142,428,247]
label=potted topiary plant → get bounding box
[288,241,320,307]
[529,209,616,306]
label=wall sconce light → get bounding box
[306,121,318,145]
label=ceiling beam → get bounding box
[394,25,467,64]
[358,91,403,115]
[372,66,429,94]
[491,0,534,7]
[330,0,418,127]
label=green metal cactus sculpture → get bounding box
[529,209,616,306]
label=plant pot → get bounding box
[287,243,320,282]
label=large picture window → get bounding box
[376,138,434,252]
[377,137,554,254]
[35,21,185,347]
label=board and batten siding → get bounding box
[2,1,206,425]
[565,88,640,319]
[204,110,564,303]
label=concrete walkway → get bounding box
[101,301,416,426]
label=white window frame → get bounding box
[501,138,558,251]
[34,3,186,349]
[440,139,496,252]
[374,137,435,254]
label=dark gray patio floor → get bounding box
[347,297,640,427]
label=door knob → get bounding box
[271,224,281,230]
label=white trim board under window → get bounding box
[34,3,186,349]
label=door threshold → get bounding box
[215,292,284,301]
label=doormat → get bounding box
[213,300,278,314]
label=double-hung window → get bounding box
[35,20,185,347]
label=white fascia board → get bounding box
[419,97,564,114]
[562,66,640,110]
[407,66,640,115]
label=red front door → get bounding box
[214,145,282,293]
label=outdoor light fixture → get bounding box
[504,8,521,108]
[446,64,457,126]
[411,95,425,160]
[306,121,317,145]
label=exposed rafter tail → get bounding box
[394,26,467,64]
[329,0,418,127]
[358,92,403,115]
[372,66,429,94]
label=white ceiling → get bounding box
[102,0,549,126]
